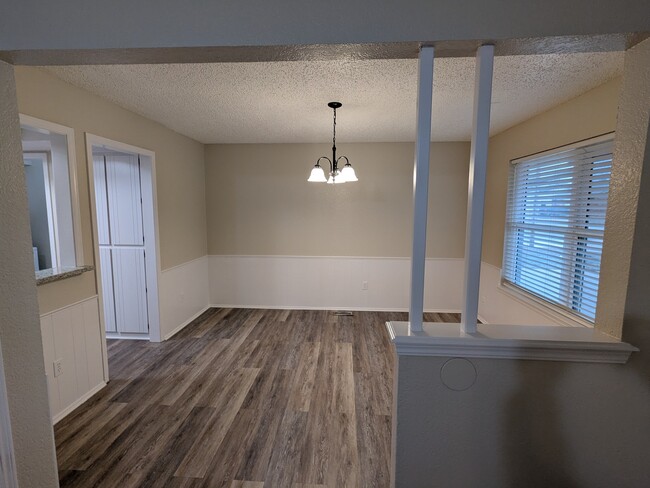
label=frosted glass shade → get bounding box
[339,164,358,182]
[308,165,327,182]
[327,173,345,184]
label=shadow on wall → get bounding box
[622,119,650,383]
[502,112,650,488]
[504,363,579,488]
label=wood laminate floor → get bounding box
[55,309,461,488]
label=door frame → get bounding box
[85,134,162,379]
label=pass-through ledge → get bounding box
[386,321,637,364]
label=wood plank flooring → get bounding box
[55,309,461,488]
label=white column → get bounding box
[461,44,495,334]
[409,45,435,333]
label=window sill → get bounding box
[497,281,593,328]
[386,321,637,364]
[35,265,93,286]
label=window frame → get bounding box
[500,133,615,326]
[20,114,84,270]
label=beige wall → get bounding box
[482,77,622,268]
[205,142,470,258]
[14,67,208,313]
[597,39,650,338]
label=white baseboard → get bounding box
[210,304,462,313]
[163,305,212,340]
[52,381,106,425]
[106,333,149,340]
[210,303,487,323]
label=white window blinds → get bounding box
[503,136,614,322]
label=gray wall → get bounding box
[393,355,650,488]
[0,0,648,50]
[0,61,59,487]
[392,38,650,488]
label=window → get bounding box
[502,135,614,323]
[20,115,83,272]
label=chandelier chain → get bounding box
[332,107,337,148]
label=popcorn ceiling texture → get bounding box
[46,52,623,144]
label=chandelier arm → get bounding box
[336,155,349,166]
[317,156,333,173]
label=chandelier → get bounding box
[307,102,358,184]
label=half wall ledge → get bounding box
[386,321,638,364]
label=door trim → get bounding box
[85,134,163,382]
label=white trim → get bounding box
[38,294,98,317]
[208,254,463,262]
[30,151,59,268]
[386,321,637,363]
[511,132,616,165]
[52,381,106,425]
[210,303,486,321]
[161,254,209,273]
[164,305,211,341]
[19,114,85,267]
[138,153,162,342]
[106,334,150,341]
[85,134,155,158]
[83,138,109,381]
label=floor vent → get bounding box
[333,311,354,316]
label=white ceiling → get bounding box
[46,52,623,144]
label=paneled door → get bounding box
[94,153,149,336]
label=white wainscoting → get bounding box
[40,296,106,424]
[209,255,465,312]
[159,255,210,340]
[209,255,581,328]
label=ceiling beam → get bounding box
[1,33,646,66]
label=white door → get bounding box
[94,153,149,336]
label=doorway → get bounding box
[86,135,161,345]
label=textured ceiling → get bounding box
[46,52,623,144]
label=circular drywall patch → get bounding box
[440,358,477,391]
